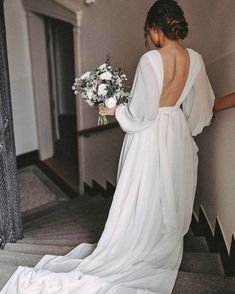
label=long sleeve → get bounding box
[182,60,215,136]
[115,51,162,133]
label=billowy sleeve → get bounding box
[115,52,161,133]
[182,60,215,136]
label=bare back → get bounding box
[158,47,190,107]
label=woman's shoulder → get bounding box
[140,48,202,60]
[140,49,159,59]
[138,50,161,66]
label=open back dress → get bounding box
[0,48,215,294]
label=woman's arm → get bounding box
[213,92,235,111]
[98,52,162,133]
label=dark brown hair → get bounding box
[144,0,189,42]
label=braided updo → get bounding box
[144,0,189,41]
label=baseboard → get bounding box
[16,150,39,169]
[84,180,115,199]
[36,160,79,198]
[191,206,235,276]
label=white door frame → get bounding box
[22,0,84,192]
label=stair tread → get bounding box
[0,266,233,293]
[0,250,42,267]
[173,271,235,293]
[23,207,110,229]
[22,196,112,227]
[184,236,209,252]
[4,243,74,256]
[0,264,19,290]
[22,195,109,222]
[16,238,97,247]
[180,252,224,275]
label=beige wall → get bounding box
[77,0,154,129]
[77,0,155,190]
[178,0,235,252]
[4,0,38,155]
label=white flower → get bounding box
[86,99,94,106]
[87,89,94,100]
[72,85,76,90]
[85,0,95,4]
[100,71,112,80]
[92,80,98,89]
[74,91,79,95]
[80,71,91,80]
[116,76,122,85]
[98,64,107,70]
[105,97,117,108]
[98,84,108,96]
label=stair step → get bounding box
[180,252,224,275]
[1,248,223,277]
[22,194,105,222]
[185,228,194,237]
[24,230,104,240]
[16,238,96,247]
[23,208,110,232]
[0,264,19,290]
[173,271,235,294]
[22,197,112,228]
[4,243,73,256]
[0,250,42,267]
[184,236,209,252]
[23,218,106,237]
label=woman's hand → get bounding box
[98,103,117,116]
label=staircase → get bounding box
[0,194,235,293]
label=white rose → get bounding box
[105,97,117,108]
[87,89,94,100]
[86,99,94,106]
[80,71,91,80]
[100,71,112,80]
[98,63,107,70]
[98,84,108,96]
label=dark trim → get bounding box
[78,122,119,137]
[84,180,115,199]
[16,150,78,198]
[191,206,235,276]
[16,150,39,169]
[36,160,79,199]
[214,220,235,277]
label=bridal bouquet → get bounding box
[72,55,131,126]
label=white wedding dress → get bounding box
[1,48,215,294]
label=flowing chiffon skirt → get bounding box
[0,106,198,294]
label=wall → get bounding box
[76,0,155,189]
[4,0,38,155]
[77,0,155,129]
[178,0,235,251]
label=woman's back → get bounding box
[158,46,190,107]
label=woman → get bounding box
[1,0,216,293]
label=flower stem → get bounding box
[98,115,108,126]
